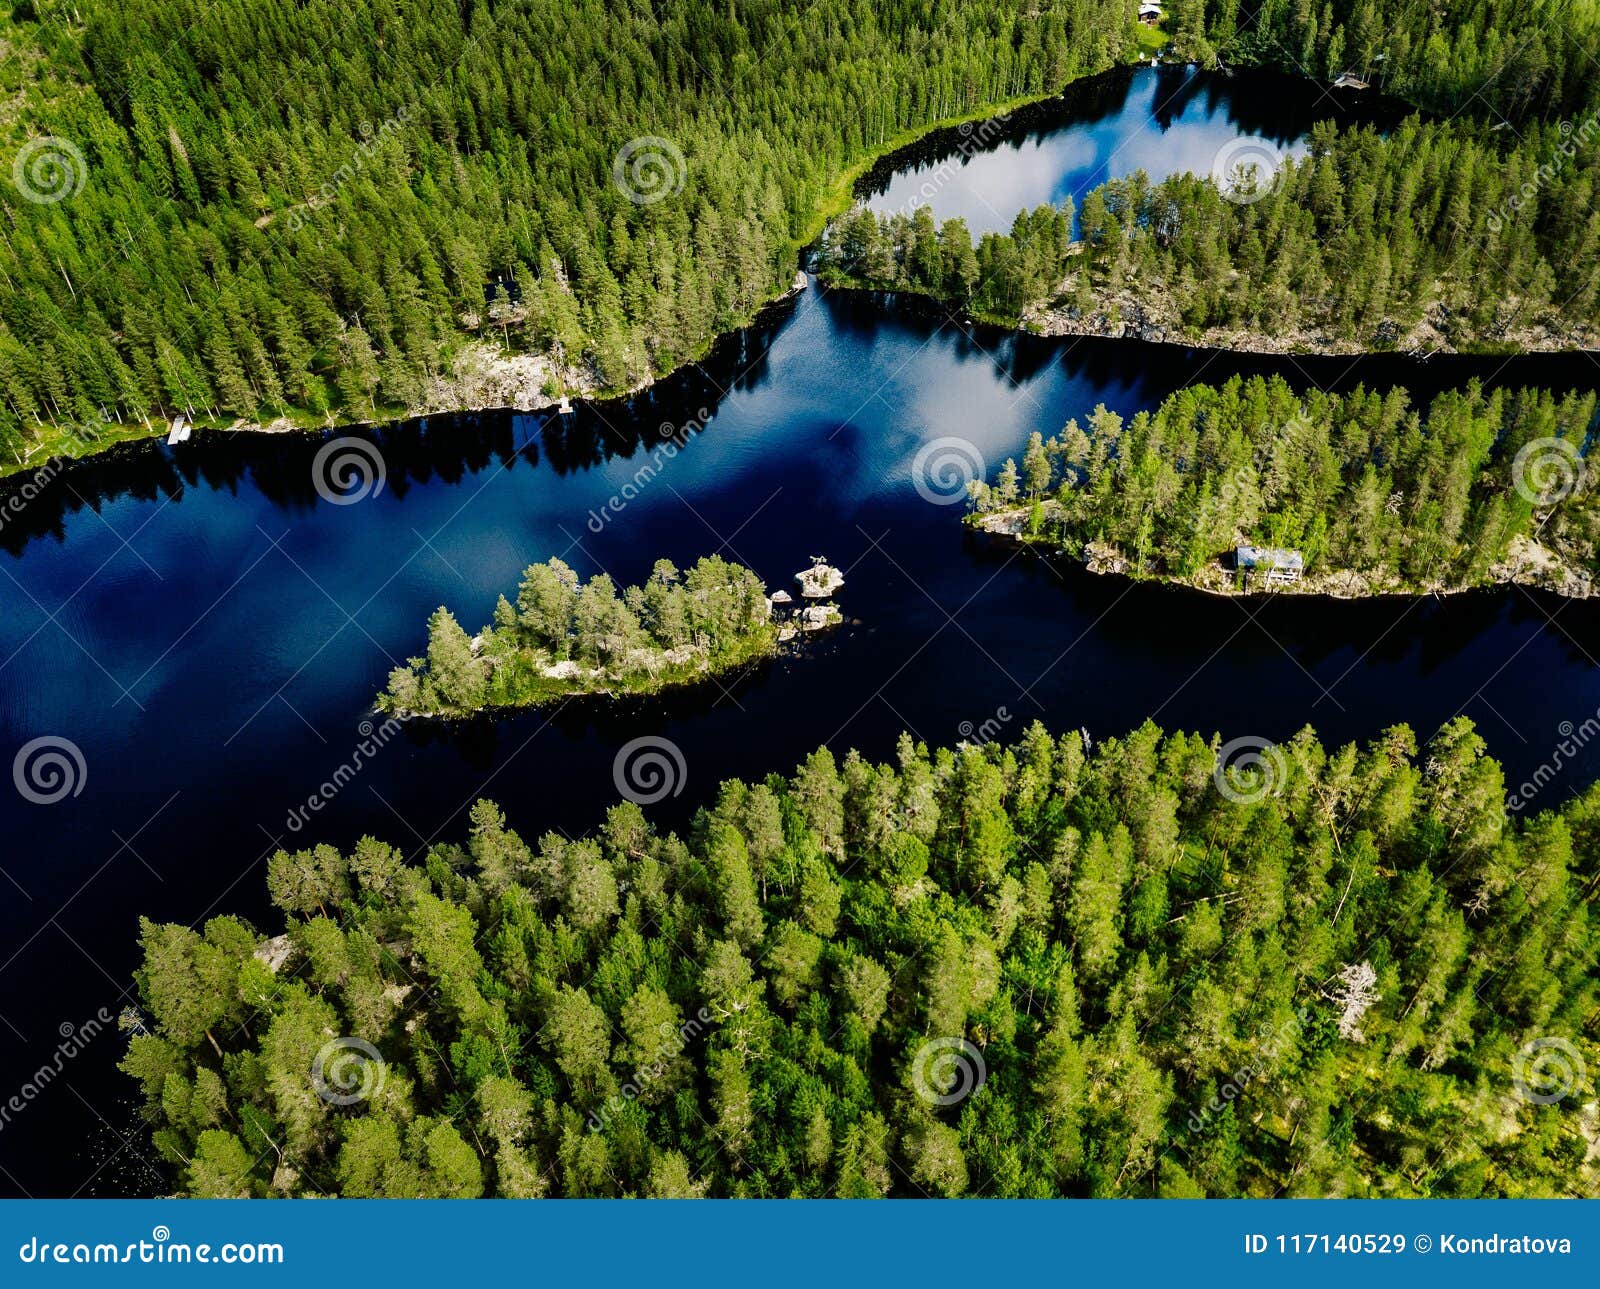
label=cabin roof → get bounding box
[1236,544,1304,570]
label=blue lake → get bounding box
[0,68,1592,1196]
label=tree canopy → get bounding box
[125,718,1599,1197]
[970,375,1600,592]
[380,554,775,715]
[0,0,1132,466]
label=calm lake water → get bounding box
[1,68,1596,1196]
[860,65,1407,234]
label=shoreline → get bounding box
[9,62,1598,487]
[0,66,1116,488]
[972,510,1597,603]
[817,274,1600,361]
[379,633,788,725]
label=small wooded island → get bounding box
[379,555,779,717]
[967,375,1599,599]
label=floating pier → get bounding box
[166,414,191,445]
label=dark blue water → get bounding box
[861,65,1404,234]
[1,74,1597,1198]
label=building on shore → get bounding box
[1235,544,1304,586]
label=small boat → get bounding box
[166,414,190,445]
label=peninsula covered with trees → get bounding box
[819,113,1600,353]
[969,376,1599,598]
[122,718,1597,1197]
[379,555,775,717]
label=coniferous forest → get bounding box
[0,0,1132,470]
[968,376,1600,594]
[818,111,1600,350]
[0,0,1591,1213]
[123,720,1599,1198]
[6,0,1600,469]
[380,556,776,717]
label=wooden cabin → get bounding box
[1137,1,1163,25]
[1236,544,1304,585]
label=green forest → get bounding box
[0,0,1135,471]
[819,111,1600,349]
[379,555,775,717]
[5,0,1599,471]
[122,718,1597,1197]
[968,375,1599,592]
[1174,0,1600,122]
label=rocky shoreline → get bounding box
[1016,273,1600,357]
[975,507,1596,601]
